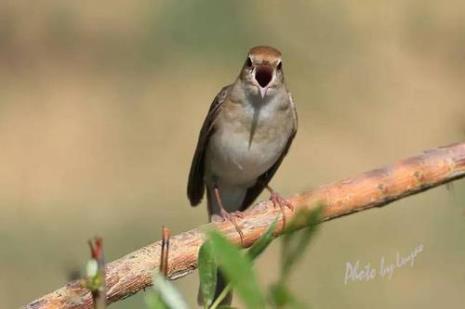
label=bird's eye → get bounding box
[246,56,253,68]
[277,61,282,71]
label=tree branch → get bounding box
[25,142,465,309]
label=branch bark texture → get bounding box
[26,142,465,309]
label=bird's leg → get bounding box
[266,185,294,229]
[213,186,244,244]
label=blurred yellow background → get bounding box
[1,1,464,308]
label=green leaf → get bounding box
[208,230,266,309]
[247,218,278,260]
[145,292,169,309]
[269,283,306,309]
[152,274,188,309]
[281,206,323,280]
[198,240,217,307]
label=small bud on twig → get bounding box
[81,237,106,309]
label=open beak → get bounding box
[254,65,273,99]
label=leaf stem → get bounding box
[209,284,232,309]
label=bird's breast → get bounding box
[205,100,293,186]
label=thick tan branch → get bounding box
[26,142,465,309]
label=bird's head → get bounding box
[240,46,284,99]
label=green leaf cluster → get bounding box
[147,205,323,309]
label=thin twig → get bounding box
[160,226,171,276]
[25,142,465,309]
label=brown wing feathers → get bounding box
[187,86,230,206]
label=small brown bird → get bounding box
[187,46,297,305]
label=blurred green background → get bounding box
[1,1,465,308]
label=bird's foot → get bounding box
[269,191,294,229]
[212,210,245,245]
[230,210,245,218]
[269,191,294,211]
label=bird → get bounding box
[187,45,297,306]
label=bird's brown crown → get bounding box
[248,46,282,64]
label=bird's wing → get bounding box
[187,85,230,206]
[240,93,298,210]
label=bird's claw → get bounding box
[217,210,245,245]
[269,192,294,211]
[269,191,294,230]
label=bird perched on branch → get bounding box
[187,45,298,305]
